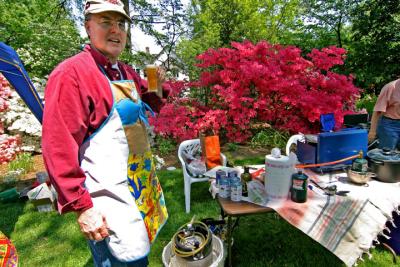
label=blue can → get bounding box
[227,170,238,179]
[216,170,226,186]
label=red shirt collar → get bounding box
[84,44,127,80]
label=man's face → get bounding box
[85,12,128,63]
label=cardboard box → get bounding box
[27,183,57,212]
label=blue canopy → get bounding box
[0,42,43,123]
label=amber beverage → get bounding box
[145,65,158,92]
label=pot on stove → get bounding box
[367,148,400,183]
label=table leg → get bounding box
[227,215,232,267]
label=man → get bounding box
[42,1,168,266]
[368,79,400,150]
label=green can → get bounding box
[352,158,368,172]
[291,171,308,203]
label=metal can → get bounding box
[352,158,368,173]
[216,170,226,187]
[230,177,242,202]
[291,171,308,203]
[219,174,230,198]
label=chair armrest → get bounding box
[220,153,227,166]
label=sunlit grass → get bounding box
[7,152,34,175]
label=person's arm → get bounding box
[368,111,382,143]
[42,66,109,241]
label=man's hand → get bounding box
[156,67,165,98]
[77,207,109,241]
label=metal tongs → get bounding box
[310,179,350,196]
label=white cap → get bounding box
[84,0,131,22]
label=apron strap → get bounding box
[139,101,155,127]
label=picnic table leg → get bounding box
[227,215,233,267]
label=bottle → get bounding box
[351,150,368,173]
[291,171,308,203]
[241,166,252,197]
[230,176,242,202]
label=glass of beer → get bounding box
[145,64,158,92]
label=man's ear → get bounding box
[84,21,91,38]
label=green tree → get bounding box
[130,0,188,75]
[0,0,82,77]
[298,0,357,50]
[177,0,302,79]
[349,0,400,93]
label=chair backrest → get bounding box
[178,139,201,166]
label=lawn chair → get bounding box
[178,139,227,213]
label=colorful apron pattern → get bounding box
[79,75,168,261]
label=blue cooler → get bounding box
[296,114,368,172]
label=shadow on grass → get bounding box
[8,202,92,266]
[0,199,26,236]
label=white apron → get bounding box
[79,74,168,262]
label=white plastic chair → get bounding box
[178,138,227,213]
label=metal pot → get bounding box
[367,149,400,183]
[346,168,376,185]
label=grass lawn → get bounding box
[0,157,397,266]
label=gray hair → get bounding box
[84,14,92,22]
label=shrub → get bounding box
[250,128,290,150]
[0,74,21,163]
[155,136,176,156]
[151,41,360,143]
[356,93,377,115]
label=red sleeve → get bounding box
[42,65,93,214]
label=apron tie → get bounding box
[139,101,155,127]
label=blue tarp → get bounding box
[0,42,43,123]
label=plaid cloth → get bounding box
[247,170,400,266]
[0,231,18,267]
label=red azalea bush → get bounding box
[150,41,360,143]
[0,74,21,163]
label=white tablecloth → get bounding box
[209,166,400,266]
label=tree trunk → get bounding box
[122,0,132,53]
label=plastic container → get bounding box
[219,174,230,198]
[162,235,225,267]
[265,148,295,201]
[230,177,242,202]
[0,187,19,203]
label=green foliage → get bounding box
[250,128,290,151]
[348,0,400,92]
[130,0,188,73]
[155,136,176,156]
[226,142,239,152]
[7,153,34,175]
[297,0,355,50]
[177,0,302,79]
[356,93,378,115]
[0,0,82,77]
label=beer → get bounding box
[145,64,158,92]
